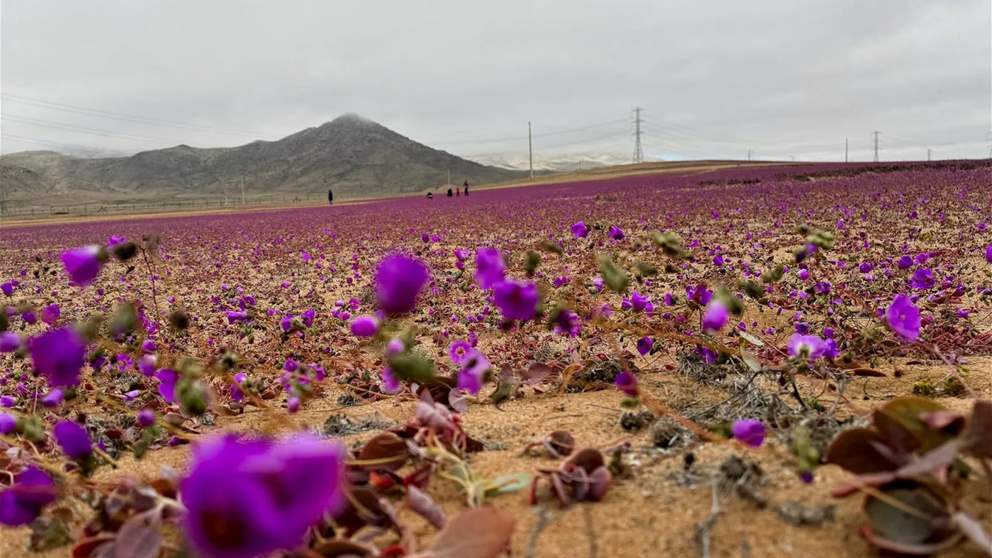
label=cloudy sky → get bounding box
[1,0,989,163]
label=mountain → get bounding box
[0,114,523,203]
[472,152,631,173]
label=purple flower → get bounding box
[608,225,625,241]
[448,340,473,365]
[40,304,60,325]
[0,467,56,526]
[686,284,713,305]
[702,300,729,333]
[614,371,638,398]
[226,310,249,323]
[492,279,538,321]
[887,294,921,342]
[380,367,401,394]
[156,368,178,402]
[1,281,17,296]
[181,434,346,558]
[985,245,992,264]
[636,336,654,356]
[0,413,16,434]
[897,255,914,269]
[137,409,156,428]
[474,247,506,289]
[552,309,581,337]
[375,254,429,315]
[60,245,104,287]
[910,268,935,290]
[571,221,589,238]
[350,315,379,337]
[731,419,766,448]
[41,389,64,408]
[623,291,650,312]
[53,420,92,459]
[787,334,827,361]
[457,350,491,395]
[30,328,86,387]
[0,332,21,353]
[300,309,316,327]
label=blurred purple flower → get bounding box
[731,419,766,448]
[181,434,346,558]
[41,388,64,408]
[910,268,935,290]
[636,336,654,356]
[0,413,16,434]
[40,304,60,325]
[614,371,638,398]
[571,220,589,238]
[376,254,429,315]
[457,350,490,395]
[702,300,729,333]
[607,225,625,240]
[350,315,379,337]
[156,368,178,402]
[493,279,538,321]
[60,245,103,287]
[553,309,581,337]
[0,467,56,526]
[30,328,86,387]
[380,367,401,394]
[0,332,21,353]
[474,247,506,289]
[53,420,92,459]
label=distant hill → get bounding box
[0,114,523,204]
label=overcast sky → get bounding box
[1,0,990,163]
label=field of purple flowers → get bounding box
[1,160,991,557]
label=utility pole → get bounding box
[240,177,246,205]
[927,148,932,162]
[632,107,644,164]
[528,121,534,179]
[747,148,752,162]
[844,137,848,163]
[873,131,880,162]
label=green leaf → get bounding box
[484,473,532,496]
[388,353,437,384]
[598,255,629,293]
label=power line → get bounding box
[2,92,276,138]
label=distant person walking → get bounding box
[426,192,433,199]
[447,188,453,197]
[327,189,333,205]
[463,180,469,196]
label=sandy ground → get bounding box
[3,355,989,558]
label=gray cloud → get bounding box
[2,0,989,163]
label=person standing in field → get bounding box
[327,189,333,205]
[463,180,469,196]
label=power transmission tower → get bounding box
[528,121,534,179]
[873,131,880,162]
[632,107,644,164]
[844,137,848,163]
